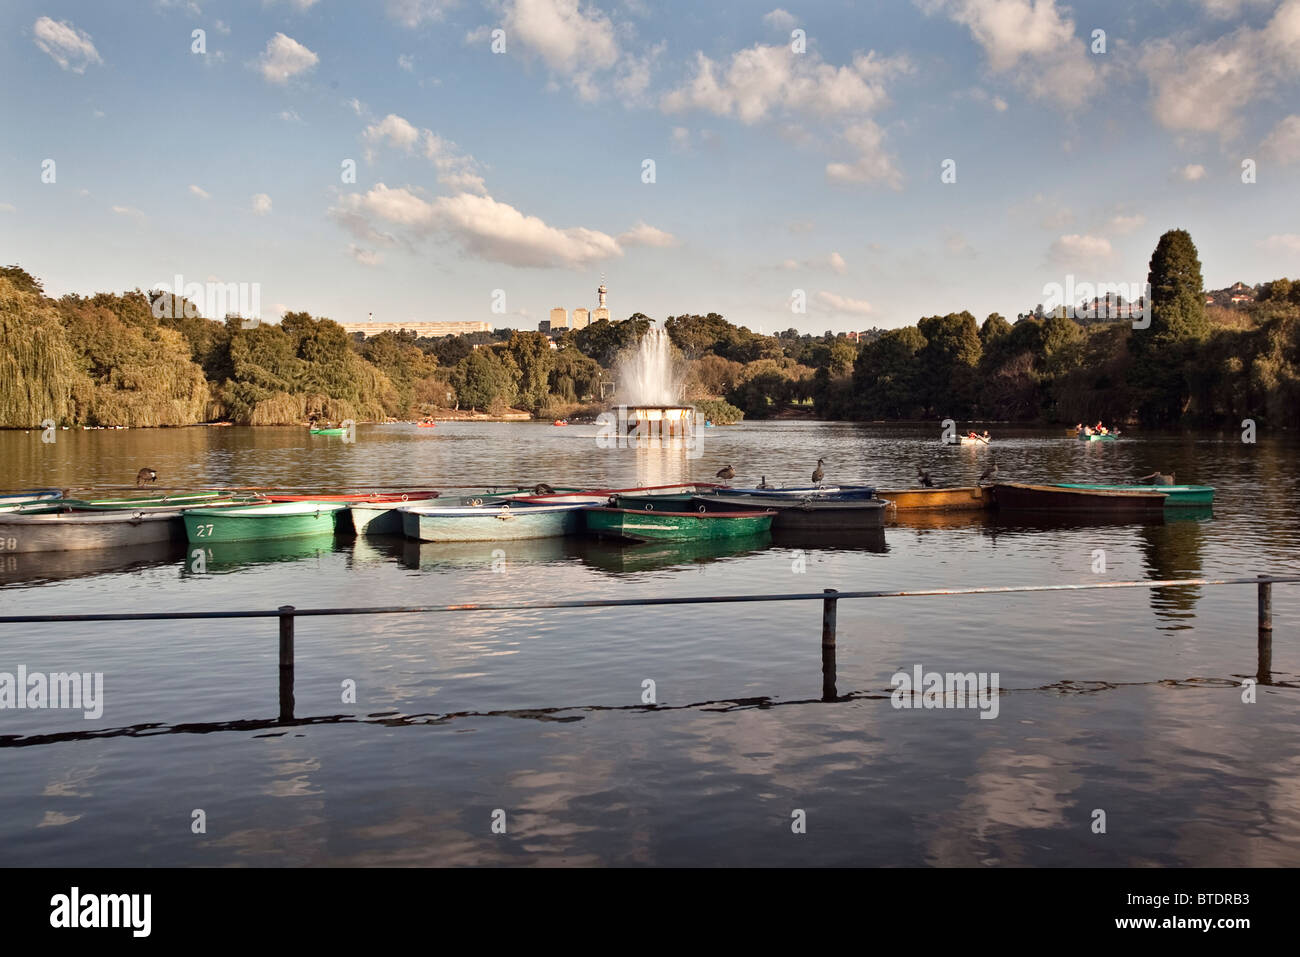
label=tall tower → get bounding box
[593,276,610,322]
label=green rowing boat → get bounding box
[1051,483,1214,506]
[584,506,775,542]
[183,501,347,542]
[310,427,347,435]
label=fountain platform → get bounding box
[625,405,694,435]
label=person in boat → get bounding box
[981,430,991,441]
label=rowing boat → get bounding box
[0,489,63,509]
[583,506,775,542]
[401,501,590,542]
[1051,483,1214,506]
[266,491,439,503]
[726,484,878,500]
[693,493,888,530]
[991,482,1166,512]
[183,501,348,542]
[67,491,252,511]
[1078,432,1119,442]
[309,427,347,435]
[348,496,446,536]
[874,486,992,510]
[0,508,187,553]
[958,436,991,446]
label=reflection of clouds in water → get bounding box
[43,763,100,798]
[38,811,83,828]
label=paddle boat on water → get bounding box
[958,430,992,446]
[583,506,776,543]
[1051,483,1214,506]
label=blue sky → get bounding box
[2,0,1298,333]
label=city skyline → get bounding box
[3,0,1299,334]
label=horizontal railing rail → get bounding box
[2,575,1292,723]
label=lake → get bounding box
[1,421,1298,866]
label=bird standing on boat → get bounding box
[1138,471,1175,486]
[716,464,736,484]
[979,458,998,484]
[811,458,826,485]
[757,475,769,489]
[532,483,555,495]
[917,465,934,488]
[136,467,157,487]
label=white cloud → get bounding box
[364,113,422,154]
[1142,0,1300,136]
[1176,163,1207,181]
[825,120,903,189]
[348,245,383,266]
[663,45,908,123]
[398,54,415,72]
[362,114,487,194]
[33,17,102,73]
[1261,115,1300,164]
[1048,233,1113,265]
[257,33,319,84]
[1259,233,1300,253]
[618,222,679,247]
[330,184,623,268]
[387,0,454,27]
[924,0,1101,109]
[762,9,797,31]
[345,97,367,116]
[111,205,145,221]
[189,184,211,199]
[670,126,691,151]
[816,291,874,315]
[0,203,16,213]
[1107,213,1146,235]
[829,251,847,273]
[279,110,304,123]
[252,193,273,215]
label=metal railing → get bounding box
[2,574,1294,724]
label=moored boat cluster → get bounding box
[0,477,1216,553]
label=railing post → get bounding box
[278,605,296,723]
[1258,575,1273,632]
[821,588,838,702]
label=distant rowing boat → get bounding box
[309,427,347,435]
[349,496,445,536]
[1078,432,1119,442]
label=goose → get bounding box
[532,483,555,495]
[136,467,157,487]
[916,465,934,488]
[811,458,826,485]
[1138,471,1175,486]
[979,458,998,484]
[715,464,736,483]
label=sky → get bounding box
[2,0,1299,334]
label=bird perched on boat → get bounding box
[757,475,770,489]
[136,467,157,487]
[532,483,555,495]
[917,465,934,488]
[1138,471,1175,486]
[715,464,736,483]
[979,458,998,484]
[811,458,826,485]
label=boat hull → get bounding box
[0,489,63,508]
[1051,483,1214,506]
[958,437,990,446]
[402,503,587,542]
[991,483,1166,512]
[692,493,887,530]
[584,506,775,542]
[1078,433,1118,441]
[875,486,992,510]
[0,510,184,553]
[349,497,444,536]
[183,503,346,542]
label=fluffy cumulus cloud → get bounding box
[662,45,907,124]
[362,113,487,194]
[252,193,273,215]
[825,120,903,189]
[33,17,102,73]
[762,8,798,31]
[1142,0,1300,136]
[1048,233,1112,265]
[816,291,874,315]
[189,184,211,199]
[1107,213,1146,235]
[257,33,319,84]
[922,0,1101,109]
[1176,163,1207,182]
[617,222,679,247]
[330,184,625,269]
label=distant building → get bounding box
[549,306,569,329]
[339,320,492,339]
[572,307,591,330]
[538,319,552,333]
[592,281,610,322]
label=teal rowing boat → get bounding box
[1077,432,1119,442]
[309,427,347,436]
[1051,483,1214,506]
[584,506,775,542]
[183,501,347,542]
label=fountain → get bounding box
[618,326,693,435]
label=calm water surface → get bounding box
[1,422,1298,866]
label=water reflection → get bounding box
[573,534,773,574]
[1138,511,1208,628]
[184,533,341,574]
[0,540,184,587]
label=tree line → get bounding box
[2,229,1297,428]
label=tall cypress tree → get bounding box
[1131,229,1208,424]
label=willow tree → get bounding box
[0,272,85,427]
[1131,229,1210,424]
